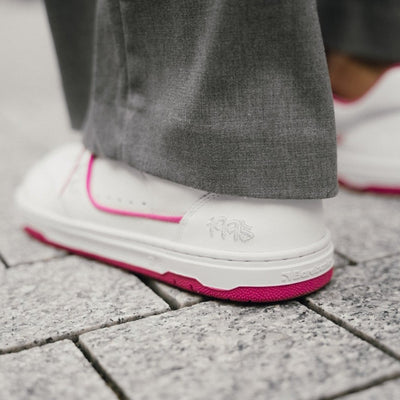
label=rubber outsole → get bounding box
[338,147,400,195]
[24,226,333,303]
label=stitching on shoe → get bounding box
[176,193,218,240]
[87,155,183,223]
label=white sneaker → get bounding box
[15,143,334,302]
[334,65,400,193]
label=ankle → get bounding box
[327,51,393,100]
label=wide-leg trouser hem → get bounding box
[83,100,338,200]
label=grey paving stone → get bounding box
[145,279,204,309]
[0,256,169,353]
[80,302,400,400]
[325,190,400,262]
[0,340,116,400]
[340,379,400,400]
[0,218,65,267]
[306,254,400,357]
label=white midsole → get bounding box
[338,147,400,187]
[18,200,334,290]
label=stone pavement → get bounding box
[1,2,399,399]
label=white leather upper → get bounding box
[20,142,84,213]
[339,112,400,158]
[179,194,326,254]
[91,157,206,217]
[334,65,400,133]
[18,143,327,256]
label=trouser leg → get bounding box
[318,0,400,62]
[44,0,96,129]
[47,0,337,199]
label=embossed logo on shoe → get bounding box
[207,217,255,242]
[280,263,329,284]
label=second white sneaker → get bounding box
[335,65,400,193]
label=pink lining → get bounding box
[86,155,183,223]
[24,226,333,303]
[339,178,400,195]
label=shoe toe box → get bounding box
[15,142,84,211]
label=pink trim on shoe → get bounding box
[86,155,183,223]
[338,178,400,195]
[24,226,333,303]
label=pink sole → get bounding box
[339,178,400,195]
[24,226,333,303]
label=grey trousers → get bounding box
[45,0,396,199]
[46,0,336,199]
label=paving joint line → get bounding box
[74,338,129,400]
[334,250,400,267]
[352,251,400,265]
[139,276,208,310]
[138,276,179,310]
[9,252,71,268]
[320,371,400,400]
[0,308,170,356]
[334,250,357,266]
[300,298,400,361]
[0,252,11,269]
